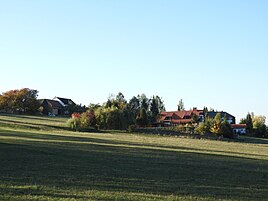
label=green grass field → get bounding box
[0,114,267,201]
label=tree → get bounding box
[95,105,127,130]
[65,104,87,114]
[116,92,127,105]
[177,99,185,111]
[128,96,140,115]
[0,95,4,110]
[210,113,222,134]
[195,122,206,134]
[136,108,148,127]
[240,113,253,133]
[221,118,233,138]
[67,111,96,131]
[139,94,149,111]
[0,88,39,114]
[88,103,101,112]
[195,117,213,134]
[252,115,266,137]
[150,95,165,123]
[191,113,199,124]
[79,111,96,129]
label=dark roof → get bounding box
[55,97,76,105]
[207,111,235,119]
[39,99,63,109]
[56,97,75,105]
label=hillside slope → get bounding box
[0,114,267,201]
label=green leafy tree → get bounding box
[127,96,140,124]
[65,104,87,115]
[67,118,80,131]
[95,105,127,130]
[150,95,165,123]
[195,117,212,134]
[79,111,96,129]
[240,113,253,133]
[191,113,199,124]
[136,108,148,127]
[139,94,149,112]
[88,103,101,112]
[221,118,233,138]
[195,122,206,134]
[252,115,266,137]
[177,99,185,111]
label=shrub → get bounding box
[67,111,97,131]
[128,124,136,133]
[67,118,80,131]
[175,125,186,133]
[72,112,81,119]
[195,122,206,134]
[79,111,96,129]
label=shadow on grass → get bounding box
[238,135,268,144]
[0,130,268,200]
[0,128,267,160]
[0,113,66,123]
[0,118,68,131]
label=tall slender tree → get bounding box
[177,99,185,111]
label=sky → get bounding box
[0,0,268,122]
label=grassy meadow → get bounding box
[0,114,267,201]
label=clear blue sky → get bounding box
[1,0,268,122]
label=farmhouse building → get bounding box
[159,108,204,126]
[231,124,247,134]
[159,109,236,126]
[159,108,244,134]
[53,97,76,107]
[39,99,64,115]
[39,97,76,116]
[206,111,236,124]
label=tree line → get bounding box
[240,113,267,138]
[67,92,165,131]
[0,88,267,138]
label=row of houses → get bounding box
[158,108,247,134]
[39,97,76,116]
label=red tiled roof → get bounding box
[171,119,193,124]
[231,124,247,128]
[159,109,203,124]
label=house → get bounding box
[159,108,204,126]
[159,108,236,126]
[39,99,64,115]
[231,124,247,134]
[206,111,236,124]
[53,97,76,115]
[39,97,76,116]
[53,97,76,107]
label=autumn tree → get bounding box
[0,88,39,114]
[210,113,222,134]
